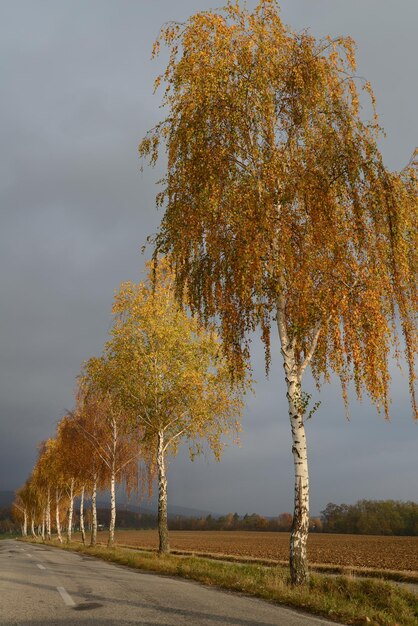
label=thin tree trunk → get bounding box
[41,512,45,540]
[56,490,62,543]
[31,516,36,538]
[108,418,117,548]
[46,486,51,541]
[91,477,97,547]
[157,430,169,554]
[108,467,116,547]
[67,478,74,543]
[80,485,86,545]
[22,510,27,537]
[277,307,310,586]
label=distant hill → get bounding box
[0,488,215,518]
[0,491,14,508]
[97,499,214,519]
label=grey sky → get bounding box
[0,1,417,517]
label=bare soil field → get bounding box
[105,530,418,572]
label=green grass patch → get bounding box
[22,538,418,626]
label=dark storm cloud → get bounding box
[0,1,417,515]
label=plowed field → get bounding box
[109,530,418,572]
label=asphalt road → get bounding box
[0,539,342,626]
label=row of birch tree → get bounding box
[13,259,250,552]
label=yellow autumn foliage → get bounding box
[140,0,417,419]
[100,258,249,464]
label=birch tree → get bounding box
[18,477,42,538]
[103,259,249,554]
[55,417,85,543]
[75,366,141,548]
[32,440,55,541]
[13,487,29,537]
[17,439,69,542]
[44,437,68,543]
[60,409,98,545]
[139,0,417,583]
[67,400,107,546]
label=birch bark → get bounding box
[91,477,97,547]
[22,510,27,537]
[41,513,45,540]
[108,419,117,547]
[286,373,310,584]
[56,489,62,543]
[66,477,74,543]
[46,487,51,541]
[80,485,85,545]
[277,304,310,585]
[108,467,116,547]
[157,430,169,554]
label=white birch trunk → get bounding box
[66,478,74,543]
[46,486,51,541]
[41,512,45,540]
[108,418,117,548]
[22,510,27,537]
[31,516,36,538]
[108,469,116,547]
[91,477,97,547]
[287,373,310,584]
[277,307,310,585]
[157,430,169,554]
[80,485,86,545]
[56,489,62,543]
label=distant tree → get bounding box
[42,437,69,543]
[32,439,59,541]
[223,512,236,530]
[309,517,323,533]
[71,390,109,546]
[55,416,85,543]
[277,512,293,532]
[102,259,249,553]
[140,0,417,583]
[74,368,141,548]
[12,487,29,537]
[321,499,418,536]
[18,478,42,538]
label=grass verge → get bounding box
[114,543,418,586]
[22,538,418,626]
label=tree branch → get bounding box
[299,322,322,376]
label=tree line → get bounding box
[13,259,249,551]
[9,497,418,536]
[321,500,418,536]
[168,512,325,532]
